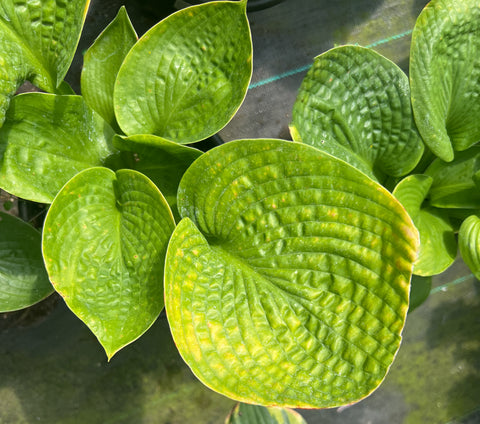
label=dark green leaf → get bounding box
[0,211,52,312]
[408,275,432,312]
[291,45,424,181]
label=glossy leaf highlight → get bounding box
[410,0,480,161]
[0,93,116,203]
[42,167,175,359]
[0,212,52,312]
[114,0,252,143]
[166,139,418,407]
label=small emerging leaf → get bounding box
[291,45,424,181]
[0,211,52,312]
[225,403,307,424]
[81,6,137,130]
[393,175,457,276]
[166,139,418,408]
[42,167,175,359]
[425,147,480,209]
[114,0,252,143]
[0,93,116,203]
[410,0,480,161]
[458,214,480,279]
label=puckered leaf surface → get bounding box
[0,0,89,125]
[42,167,175,359]
[165,139,418,408]
[291,45,424,181]
[114,0,252,143]
[410,0,480,162]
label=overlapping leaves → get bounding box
[291,45,424,182]
[0,0,89,125]
[410,0,480,162]
[114,0,252,143]
[165,139,418,407]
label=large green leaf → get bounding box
[458,214,480,279]
[225,403,307,424]
[0,0,89,124]
[291,45,424,181]
[0,211,52,312]
[81,6,137,131]
[165,139,418,408]
[410,0,480,162]
[393,175,456,276]
[42,167,175,359]
[425,147,480,209]
[114,0,252,143]
[112,134,202,217]
[0,93,116,203]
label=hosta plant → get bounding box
[0,0,476,417]
[291,0,480,307]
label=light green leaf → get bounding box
[393,175,457,276]
[112,134,202,217]
[291,45,424,181]
[81,6,137,130]
[0,93,116,203]
[165,139,418,408]
[0,0,90,124]
[114,0,252,143]
[410,0,480,162]
[458,214,480,279]
[225,403,307,424]
[42,167,175,359]
[0,211,52,312]
[425,147,480,209]
[408,275,432,312]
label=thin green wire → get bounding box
[248,29,413,89]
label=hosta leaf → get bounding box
[408,275,432,312]
[112,134,202,217]
[225,403,307,424]
[81,7,137,130]
[42,167,175,359]
[0,0,90,124]
[458,214,480,279]
[0,93,115,203]
[291,45,424,182]
[410,0,480,162]
[114,0,252,143]
[425,147,480,209]
[165,139,418,408]
[0,212,52,312]
[393,175,456,276]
